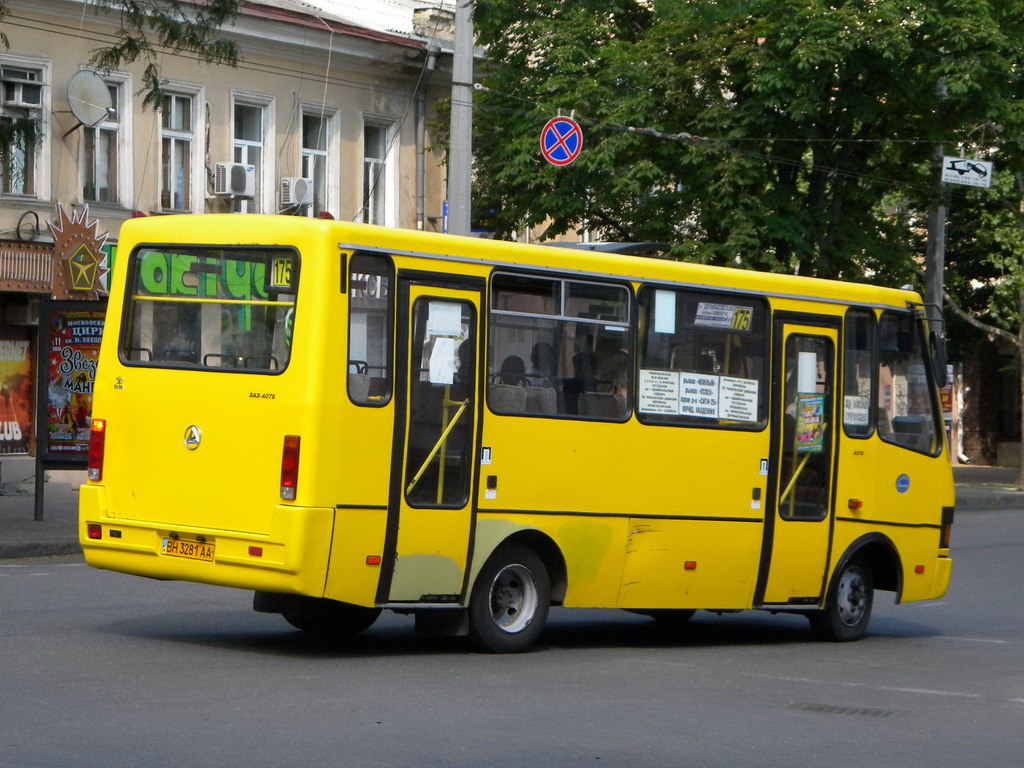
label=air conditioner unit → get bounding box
[214,162,256,198]
[2,69,43,108]
[281,177,314,207]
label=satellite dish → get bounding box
[67,70,113,127]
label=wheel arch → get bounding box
[831,532,903,601]
[471,526,568,606]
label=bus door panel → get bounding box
[382,281,482,603]
[760,320,839,605]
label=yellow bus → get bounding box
[79,214,954,652]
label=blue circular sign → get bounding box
[896,474,911,493]
[540,117,583,166]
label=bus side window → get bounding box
[843,308,875,438]
[876,312,941,455]
[347,253,393,406]
[636,287,767,429]
[488,272,632,421]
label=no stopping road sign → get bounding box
[541,117,583,166]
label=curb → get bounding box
[0,541,82,560]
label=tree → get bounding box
[0,0,240,162]
[469,0,1024,285]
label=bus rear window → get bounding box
[120,246,298,373]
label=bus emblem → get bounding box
[184,425,202,450]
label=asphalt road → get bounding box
[2,507,1022,768]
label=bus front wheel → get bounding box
[808,560,874,642]
[281,597,381,638]
[468,545,550,653]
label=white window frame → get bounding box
[79,70,133,208]
[0,55,51,201]
[361,115,397,227]
[299,104,339,218]
[158,82,204,213]
[230,91,274,214]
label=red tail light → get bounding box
[88,419,106,481]
[87,523,102,540]
[280,435,300,500]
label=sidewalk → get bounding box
[1,460,1023,560]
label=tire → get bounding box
[808,559,874,642]
[281,597,381,638]
[468,545,550,653]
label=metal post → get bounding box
[446,0,473,236]
[34,455,45,521]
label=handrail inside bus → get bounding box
[405,398,471,496]
[779,453,811,509]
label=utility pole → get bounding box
[447,0,473,236]
[924,78,949,388]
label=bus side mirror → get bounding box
[929,330,947,388]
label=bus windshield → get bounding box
[120,246,298,372]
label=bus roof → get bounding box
[118,214,921,312]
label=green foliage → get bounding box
[467,0,1024,291]
[88,1,240,109]
[0,0,239,111]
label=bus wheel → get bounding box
[282,598,381,637]
[808,560,874,642]
[468,545,550,653]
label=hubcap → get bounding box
[489,564,538,634]
[836,566,867,626]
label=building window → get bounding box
[232,102,263,213]
[637,286,768,429]
[362,121,391,225]
[0,64,45,196]
[160,92,194,211]
[301,113,328,217]
[82,83,120,204]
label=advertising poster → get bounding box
[796,393,825,453]
[0,330,33,454]
[38,302,106,464]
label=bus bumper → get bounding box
[78,484,333,597]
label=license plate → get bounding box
[161,537,215,562]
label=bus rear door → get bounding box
[378,276,483,604]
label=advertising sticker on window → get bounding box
[796,393,825,453]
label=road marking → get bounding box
[935,636,1008,645]
[1011,699,1024,706]
[743,672,983,701]
[878,686,982,699]
[630,658,695,668]
[0,563,84,568]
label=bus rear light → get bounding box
[87,419,106,481]
[915,565,925,574]
[940,506,955,549]
[684,561,697,570]
[87,524,102,539]
[366,555,382,565]
[248,546,263,557]
[848,498,863,510]
[280,435,300,500]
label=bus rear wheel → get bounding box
[468,545,550,653]
[281,597,381,638]
[808,559,873,642]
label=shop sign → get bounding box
[46,204,110,300]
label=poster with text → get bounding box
[0,330,33,454]
[795,393,825,453]
[42,305,105,462]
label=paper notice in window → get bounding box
[654,290,676,334]
[427,301,463,338]
[638,369,680,414]
[428,336,456,384]
[679,373,719,419]
[844,395,870,426]
[719,376,758,422]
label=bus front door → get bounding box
[379,279,483,604]
[760,319,840,605]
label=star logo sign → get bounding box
[68,243,100,291]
